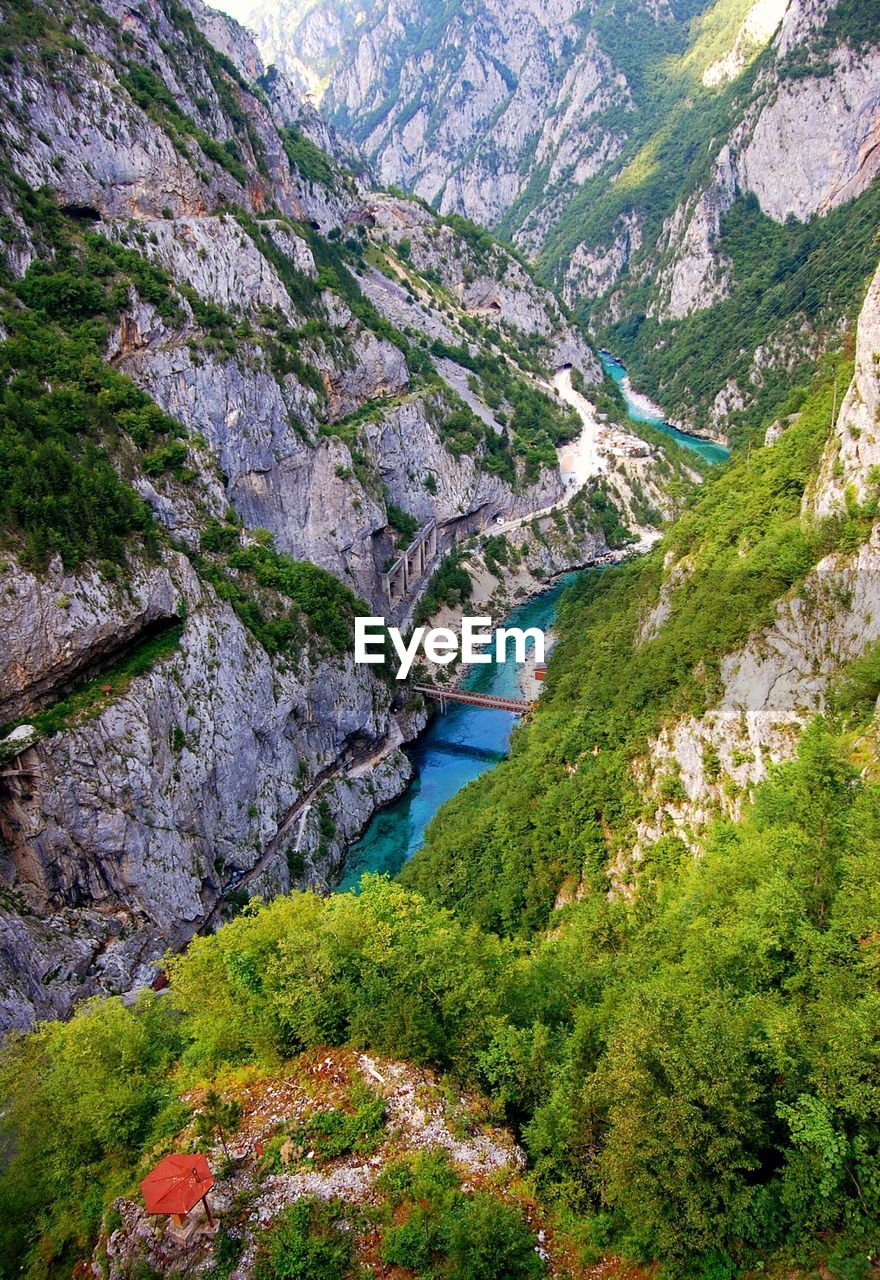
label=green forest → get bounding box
[3,323,880,1277]
[2,718,879,1278]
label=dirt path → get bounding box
[487,368,607,540]
[552,365,607,487]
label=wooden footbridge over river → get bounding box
[413,684,532,715]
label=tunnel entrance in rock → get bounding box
[59,203,101,222]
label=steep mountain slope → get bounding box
[0,4,879,1278]
[406,261,880,930]
[0,0,680,1033]
[246,0,722,236]
[251,0,880,443]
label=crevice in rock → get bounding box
[59,203,101,222]
[0,613,181,725]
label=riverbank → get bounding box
[337,576,575,890]
[333,535,652,898]
[599,351,731,461]
[336,353,728,893]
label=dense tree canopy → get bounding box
[2,720,879,1276]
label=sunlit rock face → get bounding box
[0,0,631,1032]
[253,0,880,325]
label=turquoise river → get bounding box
[338,356,728,890]
[599,351,730,465]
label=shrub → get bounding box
[281,128,336,188]
[253,1199,352,1280]
[288,1079,385,1161]
[386,502,419,545]
[445,1193,544,1280]
[142,438,189,476]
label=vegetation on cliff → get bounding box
[608,182,880,446]
[1,327,878,1277]
[2,713,879,1276]
[405,344,876,931]
[1,4,879,1279]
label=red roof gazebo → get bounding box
[140,1153,214,1229]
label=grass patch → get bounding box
[1,621,184,742]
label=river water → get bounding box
[338,355,728,891]
[599,351,730,465]
[337,582,570,889]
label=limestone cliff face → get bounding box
[0,551,417,1033]
[5,0,343,230]
[246,0,631,241]
[362,194,600,379]
[561,213,642,314]
[578,18,880,327]
[735,44,880,224]
[0,0,637,1031]
[250,0,880,276]
[619,529,880,892]
[808,261,880,518]
[259,0,879,446]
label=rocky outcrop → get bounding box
[247,0,633,247]
[611,245,880,879]
[0,558,187,724]
[106,215,313,320]
[261,0,880,455]
[95,1048,532,1280]
[651,146,737,321]
[736,44,880,223]
[2,0,357,233]
[251,0,869,269]
[0,548,423,1031]
[588,259,880,887]
[703,0,788,87]
[363,194,600,381]
[808,261,880,518]
[562,213,641,310]
[621,528,880,886]
[364,393,561,528]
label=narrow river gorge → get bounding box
[338,580,570,888]
[338,359,729,890]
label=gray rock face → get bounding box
[363,392,562,529]
[247,0,631,248]
[0,551,419,1032]
[611,260,880,883]
[0,558,183,724]
[651,147,737,322]
[106,216,310,321]
[0,0,641,1033]
[562,213,642,310]
[247,0,876,272]
[2,0,356,233]
[259,0,880,460]
[702,0,788,87]
[362,194,600,383]
[809,261,880,518]
[736,45,880,223]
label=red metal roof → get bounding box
[140,1153,213,1216]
